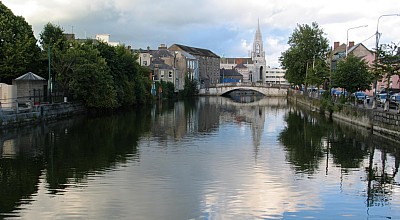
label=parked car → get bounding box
[333,90,348,97]
[352,92,370,104]
[376,88,400,108]
[377,93,388,108]
[389,93,400,110]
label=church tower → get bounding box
[251,20,266,82]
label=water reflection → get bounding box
[0,97,399,219]
[282,103,400,210]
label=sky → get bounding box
[3,0,400,68]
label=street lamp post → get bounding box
[372,13,400,108]
[48,45,52,103]
[174,51,178,92]
[346,25,368,57]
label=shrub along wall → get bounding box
[288,90,400,143]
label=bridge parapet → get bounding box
[199,83,288,96]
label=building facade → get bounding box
[135,44,201,92]
[265,67,288,86]
[169,44,220,88]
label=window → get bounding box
[160,70,164,78]
[143,61,147,66]
[169,71,173,78]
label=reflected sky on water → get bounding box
[1,96,399,219]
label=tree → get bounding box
[280,22,330,87]
[305,59,330,88]
[96,42,152,106]
[374,42,400,90]
[68,42,117,109]
[39,23,68,51]
[331,55,372,95]
[0,2,41,83]
[180,76,199,97]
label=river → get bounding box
[0,96,399,219]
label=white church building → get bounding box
[220,21,288,85]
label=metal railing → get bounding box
[1,90,65,115]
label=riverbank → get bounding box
[288,90,400,143]
[0,102,86,129]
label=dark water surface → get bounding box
[1,97,399,219]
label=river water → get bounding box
[0,96,399,219]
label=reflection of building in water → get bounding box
[150,97,286,146]
[151,98,221,141]
[198,97,220,133]
[236,105,265,149]
[1,133,42,159]
[151,102,189,140]
[1,139,18,159]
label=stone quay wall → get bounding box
[0,102,86,129]
[288,91,400,143]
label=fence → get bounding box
[1,89,66,114]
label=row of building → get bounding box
[133,21,289,92]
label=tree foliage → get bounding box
[38,23,151,109]
[180,76,199,97]
[96,42,152,106]
[374,42,400,89]
[331,55,373,94]
[0,2,41,83]
[39,23,68,51]
[68,43,117,108]
[280,22,330,86]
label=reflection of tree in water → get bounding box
[0,154,43,215]
[279,108,327,173]
[365,144,400,207]
[280,104,400,208]
[328,123,368,170]
[0,108,151,216]
[45,109,150,192]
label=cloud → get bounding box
[3,0,400,67]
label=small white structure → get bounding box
[12,72,47,104]
[96,34,120,47]
[0,83,17,109]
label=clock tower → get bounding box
[251,20,266,83]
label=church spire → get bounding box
[251,19,266,83]
[255,18,262,41]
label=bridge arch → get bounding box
[220,87,267,96]
[198,83,288,96]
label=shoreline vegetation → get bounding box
[1,2,198,113]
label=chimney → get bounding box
[158,44,167,50]
[348,41,355,49]
[334,42,339,50]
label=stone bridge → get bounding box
[198,83,289,96]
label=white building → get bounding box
[95,34,120,47]
[250,20,267,82]
[265,67,289,86]
[220,21,267,83]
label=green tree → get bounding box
[39,23,71,95]
[68,42,117,109]
[305,59,329,88]
[331,55,372,95]
[374,42,400,90]
[96,42,151,106]
[180,76,199,97]
[0,2,41,83]
[39,23,68,51]
[280,22,330,87]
